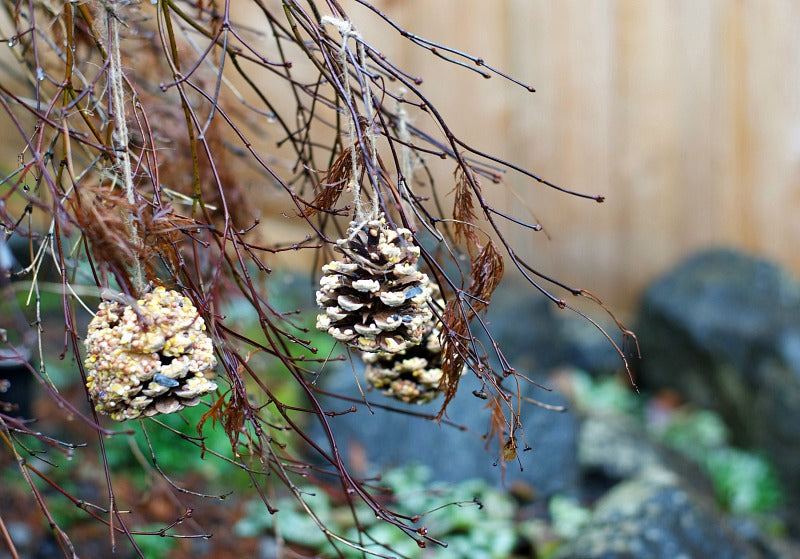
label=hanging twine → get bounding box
[394,87,417,226]
[395,88,413,190]
[356,39,380,220]
[105,2,144,293]
[321,15,379,223]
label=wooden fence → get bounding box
[341,0,800,313]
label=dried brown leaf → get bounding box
[71,186,142,293]
[484,396,515,473]
[452,166,481,251]
[302,146,357,216]
[466,240,504,314]
[196,393,228,458]
[197,388,246,455]
[72,184,206,292]
[436,241,504,417]
[141,202,204,271]
[437,297,470,417]
[485,395,505,447]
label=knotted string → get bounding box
[321,15,379,222]
[105,1,144,293]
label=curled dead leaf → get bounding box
[302,146,358,216]
[452,166,480,252]
[437,297,470,416]
[467,240,504,314]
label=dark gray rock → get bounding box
[556,313,624,376]
[636,248,800,502]
[481,284,623,376]
[578,412,714,500]
[555,468,765,559]
[311,366,579,498]
[305,283,591,498]
[479,288,564,374]
[565,410,800,559]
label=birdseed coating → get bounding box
[362,301,448,404]
[84,287,218,421]
[316,214,433,354]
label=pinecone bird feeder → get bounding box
[84,287,218,421]
[316,214,433,354]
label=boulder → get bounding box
[306,284,590,498]
[559,406,800,559]
[482,284,622,376]
[578,412,714,501]
[479,288,564,374]
[555,468,766,559]
[311,366,579,498]
[636,249,800,502]
[557,313,623,376]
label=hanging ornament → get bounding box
[84,287,218,421]
[362,312,445,404]
[315,214,432,353]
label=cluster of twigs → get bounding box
[0,0,636,556]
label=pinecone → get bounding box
[315,214,433,353]
[84,287,218,421]
[363,316,445,404]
